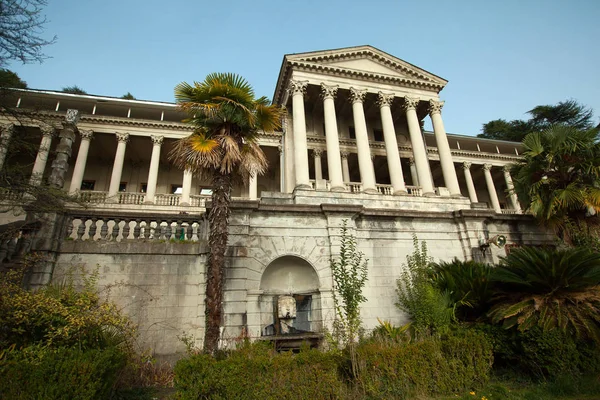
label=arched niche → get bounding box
[260,255,320,294]
[258,255,322,336]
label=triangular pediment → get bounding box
[274,45,447,104]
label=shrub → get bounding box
[488,246,600,342]
[354,329,493,398]
[0,345,126,400]
[0,265,137,350]
[474,324,600,380]
[174,342,347,400]
[429,258,493,321]
[396,235,456,337]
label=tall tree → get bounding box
[479,100,598,142]
[61,85,86,94]
[510,125,600,245]
[0,68,26,88]
[169,73,283,354]
[0,0,56,66]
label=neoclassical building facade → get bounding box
[0,46,551,356]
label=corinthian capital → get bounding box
[116,132,130,143]
[403,96,420,111]
[313,148,323,158]
[462,161,472,170]
[151,135,164,145]
[483,163,493,171]
[428,99,444,116]
[349,87,367,104]
[377,92,395,108]
[1,123,15,136]
[320,83,338,100]
[288,80,308,96]
[79,129,94,140]
[40,124,56,137]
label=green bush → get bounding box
[475,324,600,380]
[0,345,127,400]
[174,342,347,400]
[354,329,493,399]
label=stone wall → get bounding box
[41,191,553,357]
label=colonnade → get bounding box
[287,80,461,197]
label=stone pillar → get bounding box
[29,125,55,187]
[378,92,407,195]
[249,172,258,200]
[107,132,129,198]
[321,83,345,192]
[278,142,284,193]
[503,166,522,213]
[288,80,311,190]
[0,123,15,171]
[282,111,295,193]
[404,96,434,195]
[409,157,419,187]
[144,135,163,203]
[68,129,94,194]
[181,168,193,205]
[483,164,501,213]
[349,87,377,194]
[341,152,350,184]
[429,100,461,196]
[462,162,478,203]
[49,109,79,188]
[313,149,323,181]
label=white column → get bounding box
[29,125,55,186]
[288,80,311,190]
[503,166,522,213]
[462,162,478,203]
[278,142,284,193]
[180,168,193,205]
[321,83,345,192]
[283,112,295,193]
[341,152,350,183]
[429,100,461,196]
[409,157,419,187]
[68,129,94,193]
[483,164,501,213]
[349,88,377,194]
[404,96,434,195]
[107,132,129,198]
[249,172,258,200]
[378,92,407,194]
[144,135,163,203]
[313,149,323,181]
[0,124,15,171]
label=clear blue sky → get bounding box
[8,0,600,136]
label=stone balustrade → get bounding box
[406,186,423,197]
[64,211,209,242]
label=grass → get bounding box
[435,375,600,400]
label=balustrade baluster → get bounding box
[165,221,172,240]
[122,219,131,240]
[88,218,98,240]
[133,219,141,239]
[186,223,193,241]
[111,219,120,241]
[99,219,109,240]
[65,216,75,239]
[6,238,17,261]
[76,219,86,240]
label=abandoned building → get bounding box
[0,46,552,356]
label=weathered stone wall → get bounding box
[53,241,207,358]
[43,192,553,357]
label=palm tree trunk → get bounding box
[203,171,232,355]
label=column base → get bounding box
[392,190,408,196]
[330,185,347,192]
[294,183,313,190]
[363,188,379,195]
[422,191,436,197]
[180,202,190,206]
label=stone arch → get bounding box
[259,255,320,294]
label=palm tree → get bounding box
[488,247,600,342]
[510,124,600,245]
[169,73,283,354]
